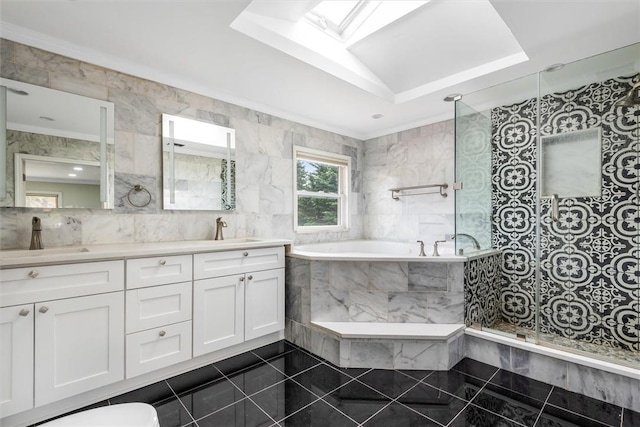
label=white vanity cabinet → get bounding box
[0,239,289,425]
[0,304,34,418]
[193,247,285,357]
[125,256,193,378]
[0,261,125,415]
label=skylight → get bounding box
[312,1,361,28]
[306,0,369,40]
[304,1,429,45]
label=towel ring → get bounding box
[127,185,152,208]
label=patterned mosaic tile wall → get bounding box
[464,253,502,328]
[492,74,640,352]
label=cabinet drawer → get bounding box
[0,261,124,307]
[194,247,284,280]
[126,255,192,289]
[126,321,192,378]
[126,281,192,333]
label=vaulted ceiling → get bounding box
[1,0,638,139]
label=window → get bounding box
[294,146,351,232]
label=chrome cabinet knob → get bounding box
[19,308,30,317]
[28,270,39,278]
[159,330,166,337]
[239,276,245,282]
[39,306,49,314]
[243,252,249,257]
[159,259,167,266]
[248,275,253,280]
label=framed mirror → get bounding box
[0,78,115,209]
[162,114,236,211]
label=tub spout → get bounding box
[450,233,480,251]
[30,217,43,250]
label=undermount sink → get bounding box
[0,247,91,259]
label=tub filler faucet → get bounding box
[214,217,227,240]
[30,216,43,250]
[449,233,481,251]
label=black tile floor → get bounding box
[39,341,639,427]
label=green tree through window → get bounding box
[297,160,339,226]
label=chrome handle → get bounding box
[39,306,49,314]
[239,276,245,282]
[551,193,559,222]
[28,270,39,278]
[159,259,167,266]
[248,275,253,280]
[243,252,249,257]
[159,330,166,337]
[19,309,30,317]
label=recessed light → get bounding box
[73,166,84,171]
[68,173,77,177]
[444,93,463,102]
[544,63,565,73]
[372,113,384,119]
[39,116,55,122]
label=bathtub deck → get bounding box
[312,321,465,340]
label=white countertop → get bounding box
[0,238,292,268]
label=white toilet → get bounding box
[40,403,159,427]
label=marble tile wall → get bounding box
[286,257,466,325]
[0,39,365,248]
[363,122,456,247]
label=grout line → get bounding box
[164,379,198,426]
[270,397,324,426]
[317,396,364,425]
[244,394,280,426]
[532,385,555,427]
[453,368,529,427]
[356,401,394,426]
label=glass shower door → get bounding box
[537,56,640,358]
[455,100,494,327]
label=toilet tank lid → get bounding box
[40,403,159,427]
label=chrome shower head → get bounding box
[615,81,640,107]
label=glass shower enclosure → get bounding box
[455,43,640,367]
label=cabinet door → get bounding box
[193,275,244,357]
[35,292,124,406]
[0,305,34,418]
[245,269,284,341]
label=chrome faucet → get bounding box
[432,240,447,257]
[214,217,227,240]
[30,216,43,250]
[450,233,480,250]
[417,240,426,256]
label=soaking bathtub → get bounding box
[287,239,493,262]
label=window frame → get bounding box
[293,146,351,233]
